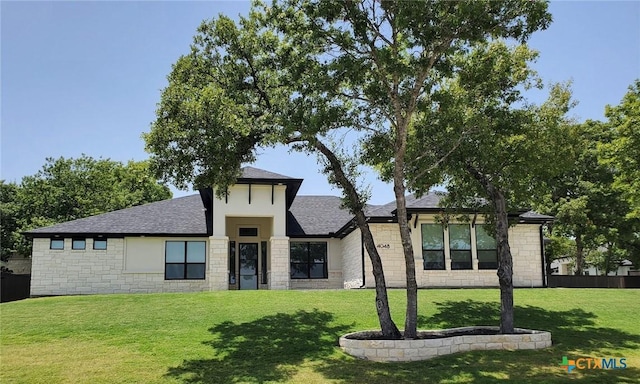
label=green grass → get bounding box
[1,289,639,383]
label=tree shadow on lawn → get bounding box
[166,309,351,383]
[316,300,640,384]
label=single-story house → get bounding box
[550,257,636,276]
[27,167,552,296]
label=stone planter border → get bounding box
[339,326,552,362]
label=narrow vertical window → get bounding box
[229,241,236,284]
[449,224,472,270]
[261,241,268,284]
[421,224,445,270]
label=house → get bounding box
[26,167,552,296]
[550,257,636,276]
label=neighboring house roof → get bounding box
[24,167,553,238]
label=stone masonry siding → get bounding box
[31,238,210,296]
[362,222,544,288]
[341,228,363,288]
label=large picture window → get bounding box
[165,241,206,280]
[476,225,498,269]
[422,224,445,270]
[290,242,327,279]
[449,224,472,270]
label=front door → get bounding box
[239,243,258,290]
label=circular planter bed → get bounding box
[339,326,552,362]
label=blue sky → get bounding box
[2,1,639,205]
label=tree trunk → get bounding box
[466,164,514,334]
[575,235,584,275]
[493,191,515,334]
[356,211,402,339]
[314,140,402,339]
[393,118,418,339]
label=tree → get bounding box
[1,181,20,267]
[604,80,640,219]
[3,155,172,256]
[538,88,639,275]
[145,0,551,339]
[407,40,574,333]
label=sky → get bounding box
[1,1,639,205]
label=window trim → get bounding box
[290,241,328,279]
[421,224,445,270]
[93,238,108,250]
[165,241,207,280]
[50,238,64,250]
[72,238,86,250]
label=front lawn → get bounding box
[1,289,638,383]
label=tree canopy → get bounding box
[1,155,171,259]
[145,0,552,337]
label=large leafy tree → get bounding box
[407,41,574,333]
[145,0,551,338]
[2,155,171,257]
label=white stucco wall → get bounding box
[213,184,287,237]
[30,237,214,296]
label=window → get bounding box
[449,224,472,270]
[229,241,236,284]
[261,241,268,284]
[165,241,206,280]
[239,227,258,237]
[72,238,86,250]
[93,239,107,250]
[290,242,327,279]
[421,224,445,270]
[50,239,64,250]
[475,225,498,269]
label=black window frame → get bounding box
[72,238,86,250]
[239,227,258,237]
[93,238,108,250]
[449,224,472,270]
[165,241,206,280]
[421,224,445,270]
[289,241,328,279]
[475,224,498,269]
[229,241,237,284]
[50,238,64,250]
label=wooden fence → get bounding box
[1,273,31,302]
[548,275,640,288]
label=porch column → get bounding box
[208,235,229,290]
[269,236,290,290]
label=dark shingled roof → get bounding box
[26,195,208,237]
[25,186,552,238]
[288,196,354,237]
[239,166,294,180]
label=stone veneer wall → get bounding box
[268,236,290,290]
[30,238,211,296]
[341,229,364,288]
[340,327,552,362]
[362,222,544,288]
